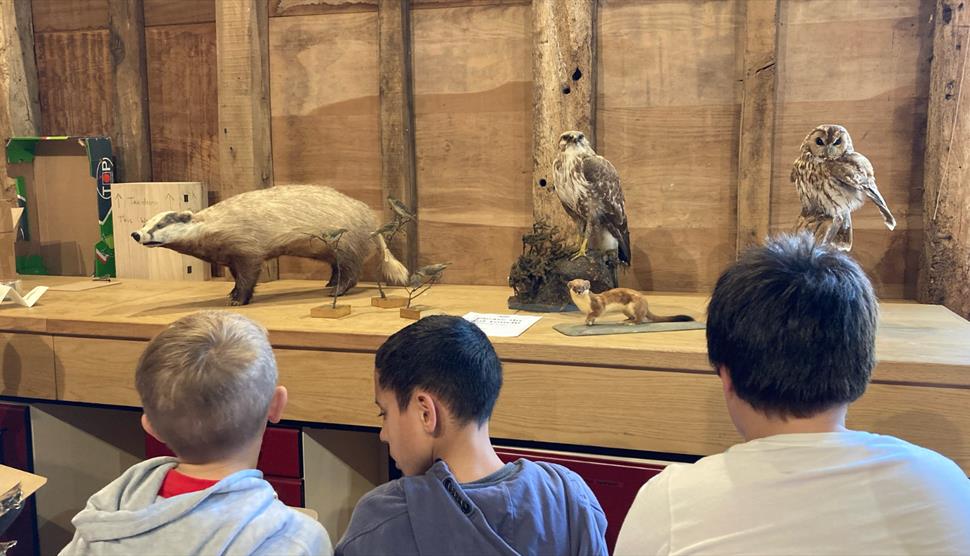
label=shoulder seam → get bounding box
[340,508,410,546]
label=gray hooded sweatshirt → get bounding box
[335,458,608,556]
[58,456,331,556]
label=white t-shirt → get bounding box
[615,431,970,556]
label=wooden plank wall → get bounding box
[411,3,532,284]
[598,0,741,292]
[769,0,933,299]
[29,0,934,297]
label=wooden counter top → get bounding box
[1,276,968,471]
[1,276,967,387]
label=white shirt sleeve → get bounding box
[614,468,673,556]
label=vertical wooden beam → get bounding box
[216,0,273,199]
[0,0,41,199]
[0,0,40,280]
[532,0,595,237]
[919,0,970,318]
[378,0,417,271]
[108,0,152,182]
[736,0,779,253]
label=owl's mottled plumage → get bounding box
[553,131,631,264]
[791,124,896,251]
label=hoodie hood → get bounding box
[61,456,329,556]
[71,457,268,542]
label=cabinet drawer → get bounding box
[0,333,55,399]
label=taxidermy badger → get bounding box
[131,185,409,305]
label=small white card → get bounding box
[0,285,48,308]
[463,312,542,338]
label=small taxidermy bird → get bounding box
[409,263,450,287]
[791,124,896,251]
[388,196,416,222]
[553,131,631,264]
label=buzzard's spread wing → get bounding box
[582,155,631,264]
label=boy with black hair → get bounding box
[616,234,970,555]
[335,315,608,556]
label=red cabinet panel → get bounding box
[145,425,304,506]
[145,425,302,478]
[0,403,37,555]
[257,427,301,478]
[265,476,304,508]
[495,446,666,554]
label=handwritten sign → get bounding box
[463,312,542,338]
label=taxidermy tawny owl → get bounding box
[553,131,631,264]
[791,124,896,251]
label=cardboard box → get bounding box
[5,137,115,277]
[113,182,209,281]
[0,208,24,281]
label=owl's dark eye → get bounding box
[815,138,824,146]
[834,138,842,145]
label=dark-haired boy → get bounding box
[616,234,970,555]
[335,315,608,556]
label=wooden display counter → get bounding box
[1,277,968,472]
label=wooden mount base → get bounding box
[309,304,352,319]
[399,305,441,320]
[371,296,408,309]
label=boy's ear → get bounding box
[414,391,439,436]
[141,414,162,442]
[267,385,288,424]
[717,365,734,396]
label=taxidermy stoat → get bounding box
[131,185,410,306]
[567,279,694,326]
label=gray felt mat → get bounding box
[553,320,706,336]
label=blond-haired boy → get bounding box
[60,311,330,555]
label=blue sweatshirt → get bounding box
[335,458,608,556]
[59,456,331,556]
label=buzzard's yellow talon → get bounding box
[571,238,589,260]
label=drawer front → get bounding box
[54,337,143,406]
[0,333,56,399]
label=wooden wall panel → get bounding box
[146,23,219,192]
[31,0,107,33]
[597,0,742,292]
[33,0,214,32]
[30,0,934,296]
[35,30,113,136]
[412,4,532,285]
[144,0,215,26]
[769,0,933,299]
[269,12,381,280]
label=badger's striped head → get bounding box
[131,210,194,247]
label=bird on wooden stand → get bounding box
[791,124,896,251]
[553,131,631,265]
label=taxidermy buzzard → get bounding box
[553,131,631,264]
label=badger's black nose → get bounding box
[131,232,140,242]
